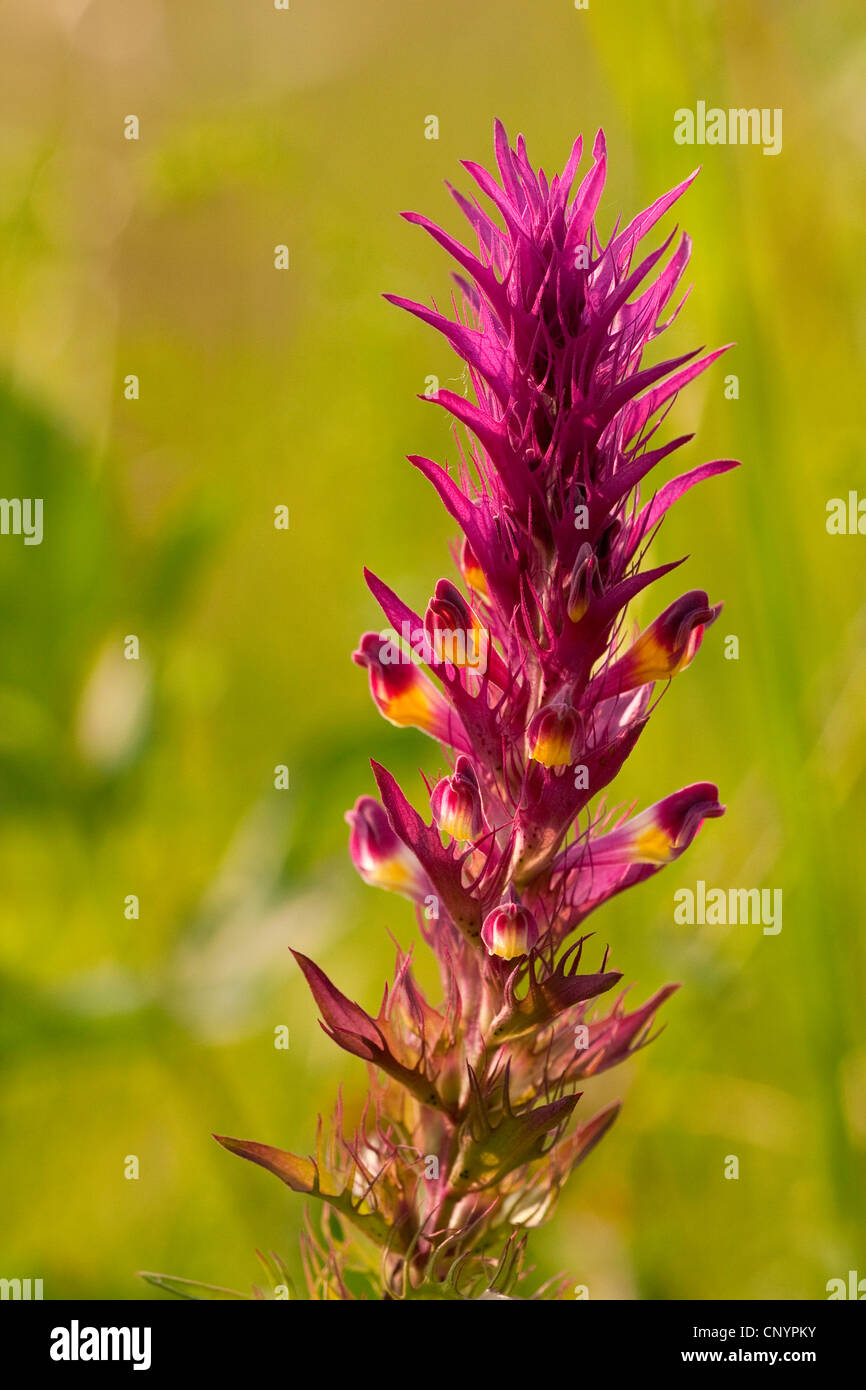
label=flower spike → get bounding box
[200,123,736,1302]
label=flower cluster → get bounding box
[216,124,735,1300]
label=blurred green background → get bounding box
[1,0,864,1300]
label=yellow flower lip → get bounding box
[530,728,575,767]
[631,823,676,864]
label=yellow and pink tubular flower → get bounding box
[352,631,463,744]
[596,783,724,866]
[599,591,722,696]
[345,795,429,900]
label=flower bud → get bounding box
[459,538,488,598]
[481,902,539,960]
[566,543,597,623]
[424,580,487,671]
[430,756,486,841]
[528,703,580,768]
